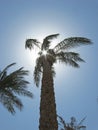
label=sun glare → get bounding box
[43,50,47,55]
[24,49,39,67]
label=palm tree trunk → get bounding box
[39,59,58,130]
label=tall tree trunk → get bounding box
[39,58,58,130]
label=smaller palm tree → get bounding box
[0,63,33,114]
[58,115,86,130]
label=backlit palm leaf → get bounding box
[58,115,86,130]
[56,51,84,68]
[77,116,87,127]
[0,63,33,114]
[0,92,23,114]
[54,37,92,53]
[0,63,16,80]
[25,39,40,50]
[34,57,42,87]
[58,115,67,130]
[41,33,59,50]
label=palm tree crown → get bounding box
[0,63,33,114]
[25,34,92,87]
[25,33,92,130]
[58,115,86,130]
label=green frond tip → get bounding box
[25,38,40,50]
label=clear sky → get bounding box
[0,0,98,130]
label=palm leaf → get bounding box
[56,51,84,68]
[0,64,33,114]
[0,63,16,80]
[47,49,55,56]
[78,126,86,130]
[0,86,23,112]
[64,52,85,62]
[77,116,87,127]
[58,115,67,128]
[34,57,42,87]
[0,67,33,98]
[0,91,23,114]
[25,39,40,50]
[41,33,59,50]
[58,115,86,130]
[54,37,92,53]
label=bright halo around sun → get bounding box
[24,48,39,68]
[43,50,47,55]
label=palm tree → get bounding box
[58,115,86,130]
[0,63,33,114]
[25,34,92,130]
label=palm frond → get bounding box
[58,115,86,130]
[66,60,80,68]
[77,116,86,127]
[56,51,84,68]
[58,115,67,130]
[34,57,42,87]
[64,52,85,62]
[0,67,33,97]
[41,34,59,50]
[47,49,55,56]
[0,64,33,114]
[77,125,86,130]
[25,39,41,50]
[54,37,92,53]
[0,92,23,114]
[0,63,16,80]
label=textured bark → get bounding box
[39,57,58,130]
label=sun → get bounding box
[42,50,47,55]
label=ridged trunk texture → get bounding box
[39,58,58,130]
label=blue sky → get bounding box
[0,0,98,130]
